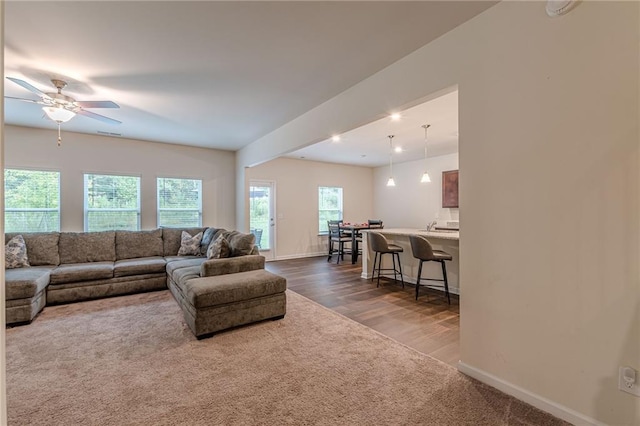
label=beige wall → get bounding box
[245,157,373,259]
[1,2,7,423]
[4,125,236,232]
[457,3,638,424]
[238,2,640,424]
[373,153,458,229]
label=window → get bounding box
[318,186,343,234]
[157,177,202,227]
[4,169,60,232]
[84,174,140,232]
[249,183,273,250]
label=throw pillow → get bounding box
[199,227,216,255]
[225,230,256,257]
[5,235,30,269]
[207,235,231,259]
[177,231,203,256]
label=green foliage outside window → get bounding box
[4,169,60,232]
[157,178,202,227]
[85,174,140,231]
[249,186,270,250]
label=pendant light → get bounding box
[386,135,396,187]
[420,124,431,183]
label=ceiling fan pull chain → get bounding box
[57,123,62,146]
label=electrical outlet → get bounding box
[619,367,640,396]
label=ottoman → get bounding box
[171,269,287,338]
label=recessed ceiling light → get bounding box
[331,135,341,142]
[390,113,401,121]
[394,146,402,153]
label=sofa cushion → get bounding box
[49,262,114,285]
[5,235,30,269]
[5,232,60,266]
[164,255,200,264]
[59,232,116,264]
[200,255,265,277]
[177,231,203,256]
[5,266,53,300]
[166,258,206,277]
[185,269,287,309]
[172,265,202,290]
[207,235,230,259]
[116,229,164,260]
[223,230,256,257]
[162,227,205,256]
[114,256,166,278]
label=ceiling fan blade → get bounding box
[6,77,52,100]
[4,96,44,104]
[76,100,120,109]
[77,109,121,125]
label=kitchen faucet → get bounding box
[427,220,437,231]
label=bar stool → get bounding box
[409,235,453,304]
[368,232,404,288]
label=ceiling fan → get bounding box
[5,76,121,145]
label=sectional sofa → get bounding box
[4,227,287,337]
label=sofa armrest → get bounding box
[200,255,265,277]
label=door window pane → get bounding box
[249,185,270,250]
[4,169,60,232]
[84,174,140,231]
[157,178,202,227]
[319,186,343,233]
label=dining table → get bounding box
[338,223,376,264]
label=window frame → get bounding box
[4,167,61,233]
[318,186,343,234]
[156,176,203,228]
[83,173,141,232]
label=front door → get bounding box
[249,181,275,260]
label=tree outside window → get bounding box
[85,174,140,231]
[4,169,60,232]
[157,178,202,227]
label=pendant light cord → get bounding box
[422,124,430,166]
[388,135,394,175]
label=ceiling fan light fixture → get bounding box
[42,106,76,123]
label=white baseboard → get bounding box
[268,252,326,262]
[457,362,606,426]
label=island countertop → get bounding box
[359,228,460,293]
[360,228,459,241]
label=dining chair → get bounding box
[327,222,351,264]
[368,232,404,288]
[367,219,384,229]
[249,228,263,248]
[409,235,453,304]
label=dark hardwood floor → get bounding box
[266,255,460,367]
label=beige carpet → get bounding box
[6,290,568,426]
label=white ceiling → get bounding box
[285,89,458,167]
[4,2,495,152]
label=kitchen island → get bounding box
[360,228,460,295]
